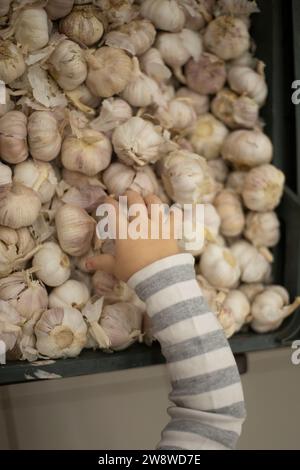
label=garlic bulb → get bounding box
[35,307,87,358]
[140,48,171,83]
[226,170,246,194]
[0,162,12,199]
[141,0,185,32]
[55,204,95,256]
[86,47,133,98]
[0,111,28,164]
[222,130,273,169]
[15,8,50,52]
[105,19,156,55]
[32,242,71,287]
[90,98,132,133]
[211,88,259,129]
[0,226,37,277]
[59,5,104,46]
[62,129,112,176]
[183,0,214,30]
[228,65,268,106]
[96,0,139,27]
[242,164,285,212]
[112,116,165,167]
[155,97,197,130]
[27,111,62,162]
[102,162,135,196]
[214,189,245,237]
[189,114,228,160]
[0,86,14,117]
[92,270,118,297]
[185,53,226,95]
[13,160,58,204]
[244,211,280,248]
[199,243,240,289]
[45,0,74,20]
[130,165,160,196]
[0,183,41,229]
[204,15,250,60]
[222,290,251,333]
[240,282,264,302]
[0,41,26,84]
[121,57,161,107]
[159,149,217,204]
[61,184,106,213]
[176,87,209,115]
[49,280,90,310]
[48,40,87,91]
[231,240,272,284]
[203,203,221,242]
[0,0,13,17]
[207,158,229,183]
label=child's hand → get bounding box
[86,190,181,281]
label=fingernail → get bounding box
[85,260,93,271]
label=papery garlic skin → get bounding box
[62,129,112,176]
[228,65,268,106]
[176,87,209,115]
[214,189,245,237]
[156,98,197,130]
[222,130,273,169]
[223,290,251,333]
[96,0,139,27]
[48,40,87,91]
[0,41,26,84]
[231,240,272,284]
[140,48,171,83]
[0,0,13,17]
[0,183,41,229]
[15,8,50,52]
[141,0,185,32]
[55,204,95,256]
[121,57,161,107]
[103,162,135,197]
[185,53,226,95]
[49,280,90,310]
[35,307,87,358]
[0,226,36,277]
[45,0,75,20]
[105,19,156,55]
[0,111,28,164]
[189,114,228,160]
[242,164,285,212]
[13,160,58,204]
[204,15,250,60]
[32,242,71,287]
[130,166,160,197]
[244,211,280,248]
[199,243,240,289]
[66,84,101,114]
[226,170,247,195]
[28,111,62,162]
[86,47,133,98]
[59,6,104,46]
[240,282,264,303]
[0,162,12,200]
[211,88,259,129]
[90,98,132,134]
[207,158,229,183]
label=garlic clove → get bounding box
[140,47,171,83]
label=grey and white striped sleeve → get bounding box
[128,253,246,450]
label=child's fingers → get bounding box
[85,254,115,274]
[124,190,147,221]
[144,193,163,218]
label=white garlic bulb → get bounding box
[35,307,87,358]
[240,282,264,302]
[199,243,240,289]
[0,162,12,200]
[228,65,268,106]
[155,97,197,130]
[86,46,133,98]
[185,53,226,95]
[0,226,37,277]
[242,164,285,212]
[140,47,171,83]
[13,160,58,204]
[102,162,135,197]
[48,40,87,91]
[0,41,26,84]
[222,130,273,169]
[49,280,90,310]
[90,98,132,134]
[59,5,104,46]
[0,183,41,229]
[15,8,50,52]
[28,111,62,162]
[211,88,259,129]
[45,0,74,20]
[226,170,247,195]
[105,19,156,55]
[207,158,229,183]
[159,149,217,204]
[112,116,165,167]
[223,290,251,333]
[214,189,245,237]
[55,204,95,256]
[141,0,185,32]
[244,211,280,248]
[62,129,112,176]
[176,87,210,115]
[204,15,250,60]
[189,113,228,160]
[121,57,161,107]
[0,111,28,164]
[231,240,272,284]
[32,242,71,287]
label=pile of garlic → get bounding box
[0,0,297,363]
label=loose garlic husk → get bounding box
[0,162,12,200]
[62,129,112,176]
[140,48,171,83]
[155,97,197,131]
[211,88,259,129]
[222,130,273,169]
[240,282,264,302]
[231,240,272,284]
[55,204,95,256]
[105,19,156,55]
[207,158,229,183]
[226,170,247,194]
[49,279,90,310]
[13,160,58,204]
[66,84,101,114]
[0,183,41,229]
[48,40,87,91]
[185,53,226,95]
[199,243,240,289]
[141,0,185,32]
[159,149,217,204]
[59,5,104,46]
[35,307,87,358]
[175,87,209,115]
[112,116,165,167]
[90,98,132,134]
[228,65,268,106]
[14,8,50,52]
[0,226,37,277]
[0,41,26,84]
[0,111,28,164]
[222,290,251,333]
[27,111,62,162]
[242,164,285,212]
[156,29,202,81]
[32,242,71,287]
[214,189,245,237]
[86,46,133,98]
[244,211,280,248]
[188,113,228,160]
[45,0,75,20]
[204,15,250,60]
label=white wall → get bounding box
[0,348,299,450]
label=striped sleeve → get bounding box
[128,253,246,450]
